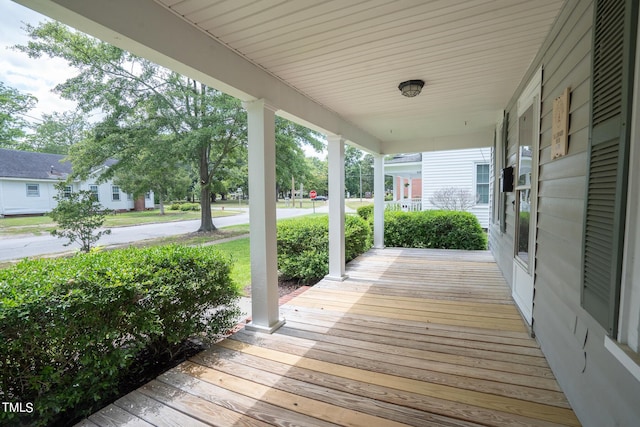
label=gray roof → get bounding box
[0,148,116,180]
[385,153,422,164]
[0,148,72,180]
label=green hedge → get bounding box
[383,210,487,250]
[356,205,374,221]
[179,202,201,211]
[0,245,239,426]
[277,215,372,283]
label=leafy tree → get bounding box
[274,117,323,200]
[28,110,90,154]
[49,182,111,252]
[345,146,375,198]
[16,22,248,231]
[0,81,37,147]
[429,187,476,211]
[69,120,190,215]
[303,156,328,197]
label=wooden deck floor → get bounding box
[78,248,581,427]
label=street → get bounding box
[0,207,326,261]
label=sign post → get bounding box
[310,190,317,214]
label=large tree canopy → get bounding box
[0,81,37,147]
[16,21,247,231]
[28,110,90,154]
[16,21,324,230]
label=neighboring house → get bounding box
[384,147,492,228]
[0,148,154,216]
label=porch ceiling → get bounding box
[16,0,565,154]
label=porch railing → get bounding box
[385,198,422,212]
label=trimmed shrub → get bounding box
[384,210,487,250]
[357,204,374,221]
[0,245,239,426]
[277,215,372,283]
[179,202,201,211]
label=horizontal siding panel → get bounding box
[538,176,586,199]
[536,230,582,297]
[537,212,584,243]
[541,1,593,88]
[537,197,585,222]
[539,151,588,180]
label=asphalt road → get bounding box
[0,207,326,261]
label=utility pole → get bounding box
[359,163,362,203]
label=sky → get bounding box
[0,0,78,123]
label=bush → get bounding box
[179,202,200,211]
[384,210,486,250]
[49,182,111,253]
[0,245,239,426]
[357,204,374,221]
[277,215,372,283]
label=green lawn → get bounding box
[213,237,251,293]
[345,199,374,210]
[0,208,240,236]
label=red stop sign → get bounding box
[310,190,317,199]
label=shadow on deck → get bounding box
[77,248,581,427]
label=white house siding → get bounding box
[0,178,153,216]
[0,179,58,215]
[421,147,492,228]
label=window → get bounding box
[515,104,535,268]
[89,185,99,201]
[63,185,72,198]
[145,192,151,200]
[26,183,39,197]
[476,164,489,204]
[112,185,120,201]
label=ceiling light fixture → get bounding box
[398,79,425,97]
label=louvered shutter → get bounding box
[501,113,509,234]
[582,0,638,336]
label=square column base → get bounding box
[325,274,349,282]
[245,318,286,334]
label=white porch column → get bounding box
[326,135,347,281]
[392,176,398,201]
[243,99,284,333]
[373,155,385,249]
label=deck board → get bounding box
[78,248,581,427]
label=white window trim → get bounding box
[475,162,490,205]
[494,113,505,226]
[112,185,120,201]
[26,183,39,197]
[605,337,640,382]
[89,184,99,202]
[63,185,73,198]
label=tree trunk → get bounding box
[198,146,215,232]
[159,194,165,215]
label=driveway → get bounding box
[0,206,333,261]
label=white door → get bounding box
[512,70,541,325]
